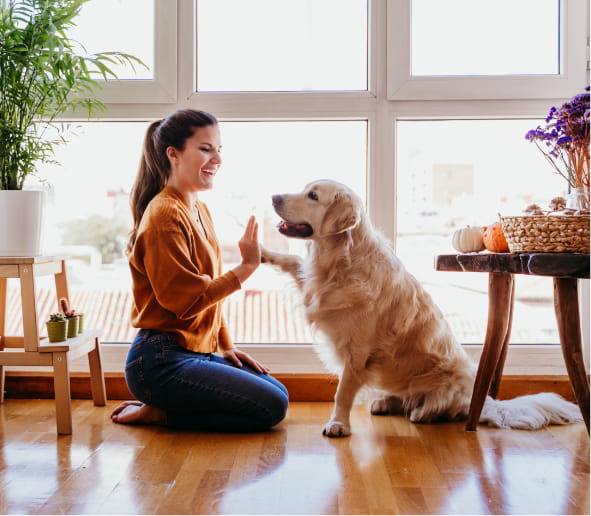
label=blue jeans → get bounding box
[125,329,289,432]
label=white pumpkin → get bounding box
[452,226,485,253]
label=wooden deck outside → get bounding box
[4,287,314,343]
[3,285,556,344]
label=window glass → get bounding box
[411,0,560,76]
[203,121,367,342]
[197,0,368,91]
[17,121,366,343]
[68,0,154,80]
[396,119,566,343]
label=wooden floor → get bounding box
[0,399,588,515]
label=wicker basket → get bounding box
[501,214,590,253]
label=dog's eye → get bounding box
[308,191,318,201]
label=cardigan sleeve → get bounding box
[135,225,241,321]
[218,317,234,351]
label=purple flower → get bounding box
[525,86,590,190]
[557,136,571,145]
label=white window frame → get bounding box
[60,0,589,376]
[92,0,177,103]
[387,0,589,100]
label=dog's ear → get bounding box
[318,191,361,237]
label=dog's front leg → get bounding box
[260,245,305,288]
[323,365,364,437]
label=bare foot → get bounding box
[111,401,166,425]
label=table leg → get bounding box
[553,277,590,433]
[490,282,515,398]
[88,337,107,406]
[466,272,514,431]
[53,351,73,435]
[18,264,39,352]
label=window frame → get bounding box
[387,0,589,100]
[57,0,589,375]
[91,0,177,103]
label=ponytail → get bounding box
[128,120,166,254]
[127,110,218,254]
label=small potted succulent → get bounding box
[60,298,80,338]
[46,312,68,343]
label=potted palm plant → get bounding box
[0,0,143,256]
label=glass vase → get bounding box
[566,187,590,212]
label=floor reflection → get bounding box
[418,422,590,515]
[218,448,340,514]
[0,400,588,514]
[218,406,590,515]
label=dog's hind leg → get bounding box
[260,246,305,287]
[370,395,407,416]
[323,365,365,437]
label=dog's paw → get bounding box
[322,420,351,437]
[409,407,436,424]
[370,396,405,415]
[259,245,273,264]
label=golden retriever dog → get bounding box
[261,179,582,437]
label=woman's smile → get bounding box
[166,124,223,199]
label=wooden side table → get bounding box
[0,256,106,434]
[435,252,590,433]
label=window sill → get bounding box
[3,342,580,376]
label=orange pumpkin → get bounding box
[483,222,509,252]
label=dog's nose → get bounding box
[272,195,283,208]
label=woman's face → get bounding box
[166,124,222,195]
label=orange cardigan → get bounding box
[128,186,242,352]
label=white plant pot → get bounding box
[0,190,45,256]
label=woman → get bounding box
[110,109,288,431]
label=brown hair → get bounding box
[127,109,218,253]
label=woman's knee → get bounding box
[262,387,289,428]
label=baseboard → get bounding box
[2,372,577,402]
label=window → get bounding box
[17,120,366,343]
[69,0,155,80]
[196,0,368,92]
[16,0,587,373]
[388,0,589,99]
[396,119,567,343]
[12,122,148,341]
[72,0,177,102]
[411,0,560,76]
[204,120,367,342]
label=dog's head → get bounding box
[272,180,362,239]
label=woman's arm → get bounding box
[135,226,241,319]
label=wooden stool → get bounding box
[0,256,106,434]
[436,253,590,433]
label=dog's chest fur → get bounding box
[298,230,402,371]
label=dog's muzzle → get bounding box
[271,194,313,238]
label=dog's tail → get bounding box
[479,392,582,430]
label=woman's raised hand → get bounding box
[233,215,260,284]
[238,215,260,265]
